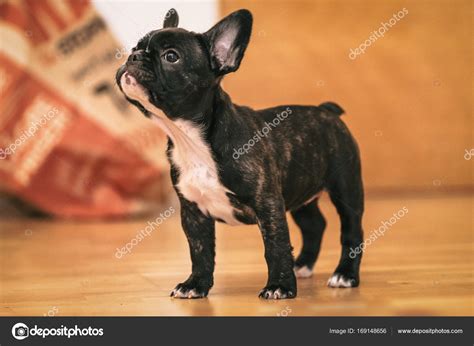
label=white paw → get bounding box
[327,273,356,288]
[294,265,313,278]
[259,287,296,299]
[170,287,205,299]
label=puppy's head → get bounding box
[116,8,252,120]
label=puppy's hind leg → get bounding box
[291,200,326,278]
[327,163,364,288]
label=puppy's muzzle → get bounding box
[120,72,150,101]
[128,50,146,63]
[124,50,155,83]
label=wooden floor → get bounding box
[0,195,472,316]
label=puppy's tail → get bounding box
[318,102,345,116]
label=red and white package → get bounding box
[0,0,171,218]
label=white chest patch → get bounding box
[167,119,241,226]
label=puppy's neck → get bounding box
[171,85,235,138]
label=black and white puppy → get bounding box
[116,9,364,299]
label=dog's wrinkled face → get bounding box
[116,8,252,120]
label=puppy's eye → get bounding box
[163,50,179,63]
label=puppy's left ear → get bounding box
[204,9,252,75]
[163,8,179,28]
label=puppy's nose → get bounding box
[129,51,144,62]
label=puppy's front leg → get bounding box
[171,197,215,299]
[256,198,297,299]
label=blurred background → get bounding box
[222,0,472,194]
[0,0,472,316]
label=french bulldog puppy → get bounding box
[116,8,364,299]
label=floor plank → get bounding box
[0,195,472,316]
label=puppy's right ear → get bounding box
[163,8,179,28]
[204,9,252,75]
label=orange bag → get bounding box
[0,0,171,218]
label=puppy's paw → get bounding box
[170,283,209,299]
[327,273,359,288]
[294,265,313,278]
[259,286,296,300]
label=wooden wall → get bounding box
[220,0,472,193]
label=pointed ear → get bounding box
[163,8,179,28]
[204,9,252,75]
